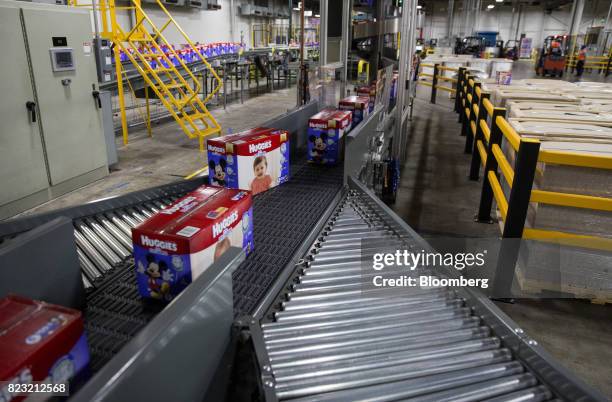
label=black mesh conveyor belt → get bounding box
[82,160,343,372]
[232,162,344,316]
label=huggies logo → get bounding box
[249,141,272,154]
[160,197,197,215]
[309,122,327,129]
[207,145,225,154]
[212,211,239,238]
[141,235,178,251]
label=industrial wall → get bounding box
[423,1,610,47]
[93,0,289,47]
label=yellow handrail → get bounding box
[491,144,514,186]
[482,98,494,117]
[496,117,521,151]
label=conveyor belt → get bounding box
[251,190,558,401]
[74,161,342,371]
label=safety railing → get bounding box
[565,52,612,76]
[416,63,458,104]
[456,72,612,254]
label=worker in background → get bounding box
[550,39,561,56]
[576,45,587,78]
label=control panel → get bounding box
[49,47,75,72]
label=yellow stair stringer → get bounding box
[115,0,223,151]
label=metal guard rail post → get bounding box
[477,106,507,223]
[469,90,490,181]
[430,64,439,104]
[455,67,466,118]
[465,80,482,155]
[461,75,474,138]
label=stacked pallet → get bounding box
[482,80,612,301]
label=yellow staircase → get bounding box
[72,0,222,150]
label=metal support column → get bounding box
[447,0,455,40]
[394,0,416,162]
[340,0,352,97]
[567,0,585,55]
[319,0,328,67]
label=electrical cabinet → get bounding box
[0,1,108,220]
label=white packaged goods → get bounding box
[508,110,612,126]
[490,58,513,77]
[508,120,612,143]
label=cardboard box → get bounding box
[307,108,352,165]
[207,127,290,195]
[357,85,376,112]
[339,96,370,128]
[0,295,89,401]
[132,186,253,301]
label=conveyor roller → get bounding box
[250,191,559,401]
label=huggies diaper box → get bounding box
[132,186,253,301]
[307,108,352,165]
[339,96,370,128]
[0,295,90,402]
[207,127,290,195]
[357,85,376,112]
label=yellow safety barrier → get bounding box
[539,150,612,170]
[419,73,434,78]
[495,117,521,151]
[523,228,612,251]
[437,76,458,83]
[482,98,494,117]
[480,120,490,142]
[476,140,487,165]
[436,85,456,93]
[488,171,508,219]
[437,65,459,72]
[457,74,612,253]
[491,144,514,186]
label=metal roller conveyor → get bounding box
[97,215,133,251]
[105,212,133,237]
[249,190,560,401]
[84,218,131,259]
[74,230,113,274]
[75,221,121,265]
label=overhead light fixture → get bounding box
[304,10,312,16]
[416,5,422,9]
[487,4,495,8]
[495,0,503,2]
[315,13,320,17]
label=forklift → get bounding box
[503,40,520,60]
[454,36,486,56]
[535,35,567,77]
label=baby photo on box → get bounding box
[207,127,290,195]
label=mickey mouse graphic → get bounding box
[309,133,328,162]
[141,254,173,300]
[209,159,227,186]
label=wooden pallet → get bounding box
[515,266,612,305]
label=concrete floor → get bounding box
[393,60,612,398]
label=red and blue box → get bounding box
[207,127,290,196]
[307,109,352,165]
[132,186,253,301]
[357,85,376,112]
[0,295,90,401]
[339,96,370,128]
